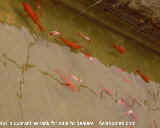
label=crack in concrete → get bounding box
[37,69,98,96]
[0,57,7,67]
[0,40,101,121]
[78,84,98,96]
[0,42,36,121]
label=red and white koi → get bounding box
[48,31,61,36]
[71,74,83,83]
[125,109,136,121]
[116,98,130,108]
[103,88,113,96]
[53,70,77,92]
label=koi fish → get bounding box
[36,0,40,9]
[116,98,130,108]
[113,44,125,54]
[116,67,131,84]
[103,88,113,96]
[53,70,76,92]
[117,98,126,105]
[36,0,41,15]
[78,32,91,42]
[71,74,83,83]
[136,70,150,83]
[126,110,136,121]
[59,36,81,49]
[81,50,95,61]
[22,2,44,31]
[48,31,61,36]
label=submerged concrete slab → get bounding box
[0,24,160,127]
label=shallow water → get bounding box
[0,0,160,127]
[0,23,160,127]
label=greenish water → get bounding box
[0,0,160,83]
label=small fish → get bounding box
[78,32,91,42]
[126,110,136,121]
[117,98,126,105]
[113,44,125,54]
[36,0,41,15]
[48,31,61,36]
[22,2,44,31]
[136,70,150,83]
[71,74,83,83]
[59,36,81,49]
[81,50,95,61]
[116,67,131,84]
[116,98,130,108]
[53,70,77,92]
[36,0,40,9]
[103,88,113,96]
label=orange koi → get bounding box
[113,44,125,54]
[78,32,91,43]
[59,36,81,49]
[53,70,77,92]
[22,2,44,31]
[136,70,150,83]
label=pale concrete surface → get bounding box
[0,23,160,128]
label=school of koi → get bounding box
[19,0,153,127]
